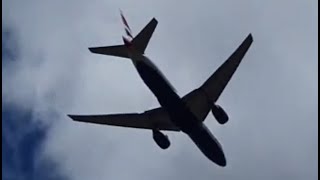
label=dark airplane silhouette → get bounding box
[68,11,253,167]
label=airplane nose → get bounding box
[201,143,227,167]
[207,138,227,167]
[215,154,227,167]
[187,123,227,167]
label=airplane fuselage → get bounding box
[129,52,226,166]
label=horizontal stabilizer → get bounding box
[132,18,158,54]
[88,45,129,58]
[88,16,158,57]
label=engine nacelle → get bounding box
[152,129,170,149]
[211,104,229,124]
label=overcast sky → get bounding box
[3,0,318,180]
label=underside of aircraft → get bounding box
[68,11,253,166]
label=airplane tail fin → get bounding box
[89,10,158,58]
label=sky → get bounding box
[2,0,318,180]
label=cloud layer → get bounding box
[3,0,318,179]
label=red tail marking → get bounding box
[122,36,132,48]
[125,28,133,39]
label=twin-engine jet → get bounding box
[68,11,253,167]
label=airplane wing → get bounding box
[182,34,254,121]
[68,108,180,131]
[200,34,253,102]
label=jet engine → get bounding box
[152,129,170,149]
[211,104,229,124]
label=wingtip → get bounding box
[151,17,158,24]
[88,47,94,53]
[67,114,76,120]
[247,33,253,42]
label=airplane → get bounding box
[68,11,253,167]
